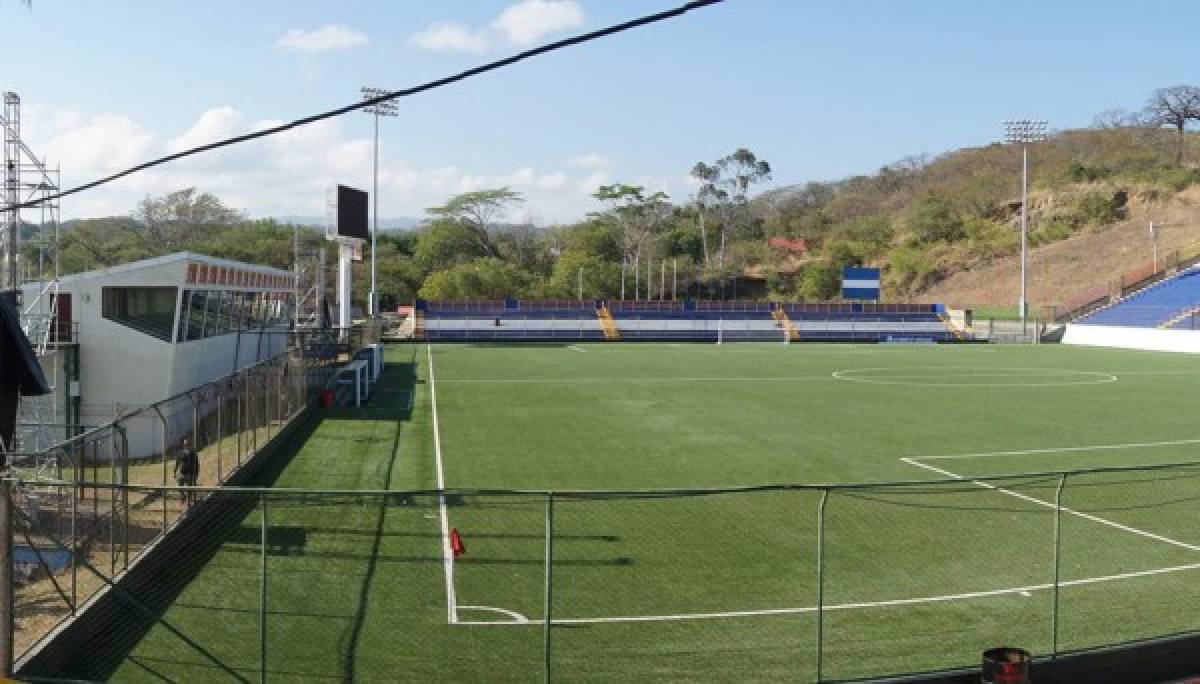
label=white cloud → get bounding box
[578,171,609,194]
[569,153,608,170]
[538,172,568,190]
[493,0,585,46]
[19,102,650,224]
[167,106,245,154]
[409,22,489,53]
[275,24,369,53]
[410,0,585,53]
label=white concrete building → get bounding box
[21,252,295,456]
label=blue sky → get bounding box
[3,0,1197,222]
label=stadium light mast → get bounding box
[361,87,397,317]
[1004,119,1047,328]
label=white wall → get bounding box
[169,329,287,395]
[63,260,183,413]
[1062,324,1200,353]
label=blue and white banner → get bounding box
[842,267,881,300]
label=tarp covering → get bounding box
[1,292,51,456]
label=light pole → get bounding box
[1004,119,1047,327]
[361,87,397,316]
[1149,220,1159,271]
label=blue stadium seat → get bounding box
[1078,268,1200,328]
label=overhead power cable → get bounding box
[6,0,723,211]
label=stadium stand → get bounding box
[1076,267,1200,329]
[417,299,958,342]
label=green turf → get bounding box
[61,341,1200,681]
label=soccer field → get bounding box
[89,342,1200,682]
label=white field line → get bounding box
[566,345,588,353]
[911,437,1200,461]
[427,344,458,624]
[901,457,1200,552]
[454,558,1200,626]
[836,371,1110,379]
[458,605,530,623]
[438,375,835,384]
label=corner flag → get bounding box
[450,527,466,557]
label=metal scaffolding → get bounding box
[0,91,76,462]
[2,91,61,293]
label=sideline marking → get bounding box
[454,558,1200,626]
[439,375,836,384]
[901,457,1200,552]
[910,437,1200,461]
[427,344,458,624]
[458,605,530,623]
[566,345,588,353]
[832,366,1118,387]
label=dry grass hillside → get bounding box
[919,185,1200,312]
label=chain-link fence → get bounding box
[968,316,1049,343]
[4,325,375,662]
[12,459,1200,681]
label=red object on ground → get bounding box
[767,236,808,254]
[450,527,466,557]
[320,390,334,408]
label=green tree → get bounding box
[691,149,772,265]
[426,188,524,256]
[1143,85,1200,166]
[906,194,964,243]
[544,249,621,299]
[592,184,671,270]
[413,219,489,272]
[798,263,840,300]
[418,258,532,299]
[135,188,241,252]
[559,219,622,262]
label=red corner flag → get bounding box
[450,527,466,558]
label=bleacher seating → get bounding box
[417,299,958,342]
[1077,268,1200,329]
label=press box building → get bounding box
[20,252,295,457]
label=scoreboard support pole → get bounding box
[337,242,354,329]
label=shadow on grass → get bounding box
[46,358,419,682]
[38,351,629,682]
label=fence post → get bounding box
[236,374,244,467]
[249,374,257,457]
[153,406,169,533]
[543,493,555,684]
[260,491,268,684]
[70,456,78,612]
[0,480,11,677]
[109,434,117,576]
[119,423,130,569]
[275,369,283,429]
[265,367,274,442]
[1052,473,1066,659]
[190,393,199,456]
[216,388,223,483]
[816,488,829,682]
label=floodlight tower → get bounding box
[361,87,397,317]
[1003,119,1047,327]
[3,92,20,293]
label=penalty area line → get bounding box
[907,437,1200,461]
[427,344,459,624]
[900,457,1200,553]
[452,558,1200,626]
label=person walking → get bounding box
[175,436,200,506]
